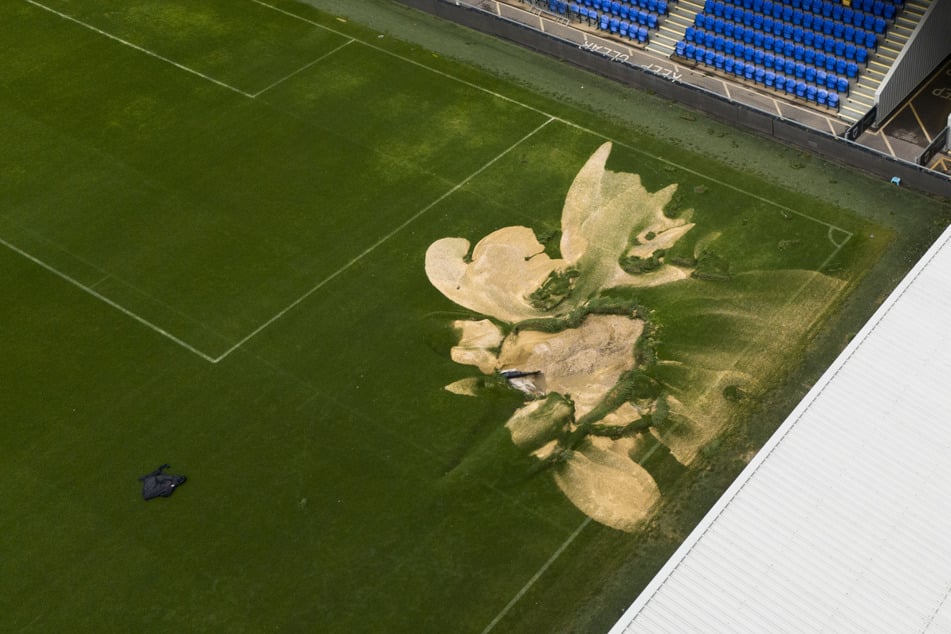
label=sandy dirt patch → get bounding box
[425,227,566,323]
[554,436,660,532]
[497,314,643,417]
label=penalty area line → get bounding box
[250,0,848,236]
[213,117,556,362]
[253,38,355,97]
[24,0,254,98]
[0,236,218,363]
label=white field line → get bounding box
[24,0,254,98]
[213,117,555,361]
[481,517,592,634]
[252,38,355,97]
[0,236,218,363]
[251,0,851,235]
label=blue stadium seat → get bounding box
[715,35,726,50]
[805,66,816,82]
[833,22,845,39]
[845,25,856,42]
[821,1,833,17]
[826,73,837,90]
[638,26,649,43]
[837,76,849,93]
[853,10,864,28]
[805,48,815,64]
[825,55,836,71]
[793,8,803,24]
[794,44,805,61]
[725,56,735,73]
[873,0,884,15]
[735,43,746,59]
[765,52,776,68]
[676,39,687,57]
[832,4,843,20]
[774,54,785,71]
[775,73,787,91]
[754,30,764,47]
[795,62,806,78]
[600,15,609,29]
[658,0,669,15]
[817,88,828,105]
[745,64,755,80]
[806,85,817,102]
[735,60,746,78]
[815,52,826,68]
[863,14,875,30]
[686,42,697,58]
[814,34,825,51]
[874,17,887,33]
[724,39,735,54]
[845,43,857,60]
[847,61,858,77]
[817,69,827,86]
[883,3,895,20]
[765,70,776,86]
[647,13,658,29]
[610,18,620,33]
[796,81,807,97]
[785,59,795,74]
[803,29,814,46]
[764,16,774,33]
[828,92,839,108]
[783,42,795,57]
[620,20,630,37]
[755,67,766,83]
[715,52,725,68]
[724,21,735,37]
[835,58,847,75]
[856,47,868,64]
[704,32,715,47]
[785,80,796,96]
[745,45,754,61]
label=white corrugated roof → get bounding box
[611,225,951,634]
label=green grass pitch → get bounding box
[0,0,912,631]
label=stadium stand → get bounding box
[668,0,905,111]
[653,0,931,120]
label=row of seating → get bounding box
[774,0,903,12]
[676,40,853,91]
[581,0,670,16]
[694,10,881,51]
[678,44,842,107]
[707,0,895,30]
[595,14,654,40]
[686,23,870,69]
[544,1,663,36]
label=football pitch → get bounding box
[0,0,922,631]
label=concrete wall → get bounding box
[392,0,951,198]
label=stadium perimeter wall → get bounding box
[395,0,951,199]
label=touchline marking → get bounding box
[481,517,592,634]
[0,236,218,363]
[25,0,254,98]
[213,117,555,361]
[253,39,355,97]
